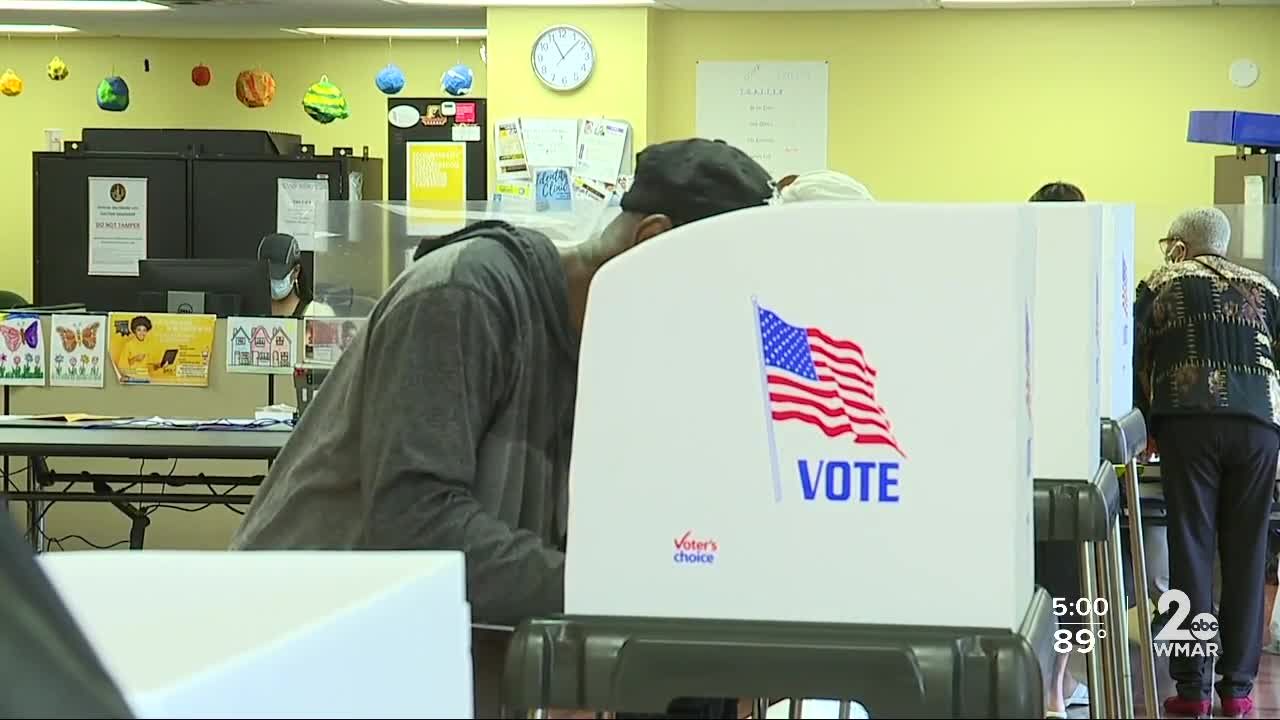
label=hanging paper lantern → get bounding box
[191,64,211,87]
[235,69,275,108]
[46,56,69,81]
[440,63,473,97]
[96,76,129,111]
[375,64,405,95]
[0,69,23,97]
[302,75,350,124]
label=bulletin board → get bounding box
[387,97,489,203]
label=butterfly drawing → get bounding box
[55,321,100,353]
[0,321,38,353]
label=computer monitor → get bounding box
[137,259,272,317]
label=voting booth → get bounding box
[504,203,1055,718]
[1028,202,1150,720]
[40,551,472,719]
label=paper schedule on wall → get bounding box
[695,61,829,177]
[520,118,578,168]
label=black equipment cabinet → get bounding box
[32,129,383,311]
[33,155,189,311]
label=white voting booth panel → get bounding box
[1031,204,1103,481]
[1100,204,1136,419]
[566,203,1036,630]
[39,551,472,719]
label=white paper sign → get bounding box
[277,178,329,251]
[226,317,299,375]
[452,124,482,143]
[574,119,629,184]
[50,314,106,388]
[1243,175,1265,260]
[88,176,148,277]
[520,118,578,168]
[696,61,829,177]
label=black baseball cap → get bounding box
[620,138,774,227]
[257,233,301,281]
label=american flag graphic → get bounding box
[757,304,905,457]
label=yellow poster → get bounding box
[406,142,466,209]
[108,312,215,387]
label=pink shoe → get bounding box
[1220,695,1254,718]
[1163,695,1211,718]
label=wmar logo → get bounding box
[672,531,718,565]
[753,300,905,504]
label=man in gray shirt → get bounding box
[231,138,774,714]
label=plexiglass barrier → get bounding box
[307,199,619,317]
[303,200,1279,317]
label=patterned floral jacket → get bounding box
[1134,254,1280,433]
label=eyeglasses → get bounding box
[1158,236,1181,252]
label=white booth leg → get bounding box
[1095,540,1122,718]
[1108,525,1136,719]
[1080,541,1104,719]
[1123,458,1161,719]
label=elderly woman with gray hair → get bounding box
[1135,207,1280,719]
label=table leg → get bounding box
[25,455,41,552]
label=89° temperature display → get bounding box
[1052,597,1109,655]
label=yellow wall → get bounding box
[649,7,1280,276]
[0,37,486,299]
[486,6,652,155]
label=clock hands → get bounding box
[556,40,581,67]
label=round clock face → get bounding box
[532,25,594,92]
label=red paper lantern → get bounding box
[191,64,211,87]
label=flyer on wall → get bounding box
[226,316,299,375]
[87,176,148,277]
[50,314,106,388]
[108,312,215,386]
[0,313,45,386]
[302,317,366,367]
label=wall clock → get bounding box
[531,25,594,92]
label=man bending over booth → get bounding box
[231,138,774,716]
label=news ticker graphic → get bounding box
[1052,589,1220,657]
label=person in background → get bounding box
[1029,181,1085,203]
[230,138,775,718]
[1027,180,1091,719]
[1135,207,1280,719]
[777,170,875,202]
[257,233,335,318]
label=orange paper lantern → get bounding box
[235,69,275,108]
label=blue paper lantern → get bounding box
[375,64,405,95]
[441,64,473,97]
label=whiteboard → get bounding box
[695,61,829,177]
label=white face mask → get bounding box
[270,275,295,301]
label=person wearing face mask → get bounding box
[257,233,335,318]
[1135,207,1280,719]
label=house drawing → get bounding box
[270,326,293,367]
[230,326,252,367]
[251,326,271,367]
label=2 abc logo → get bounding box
[1153,588,1220,645]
